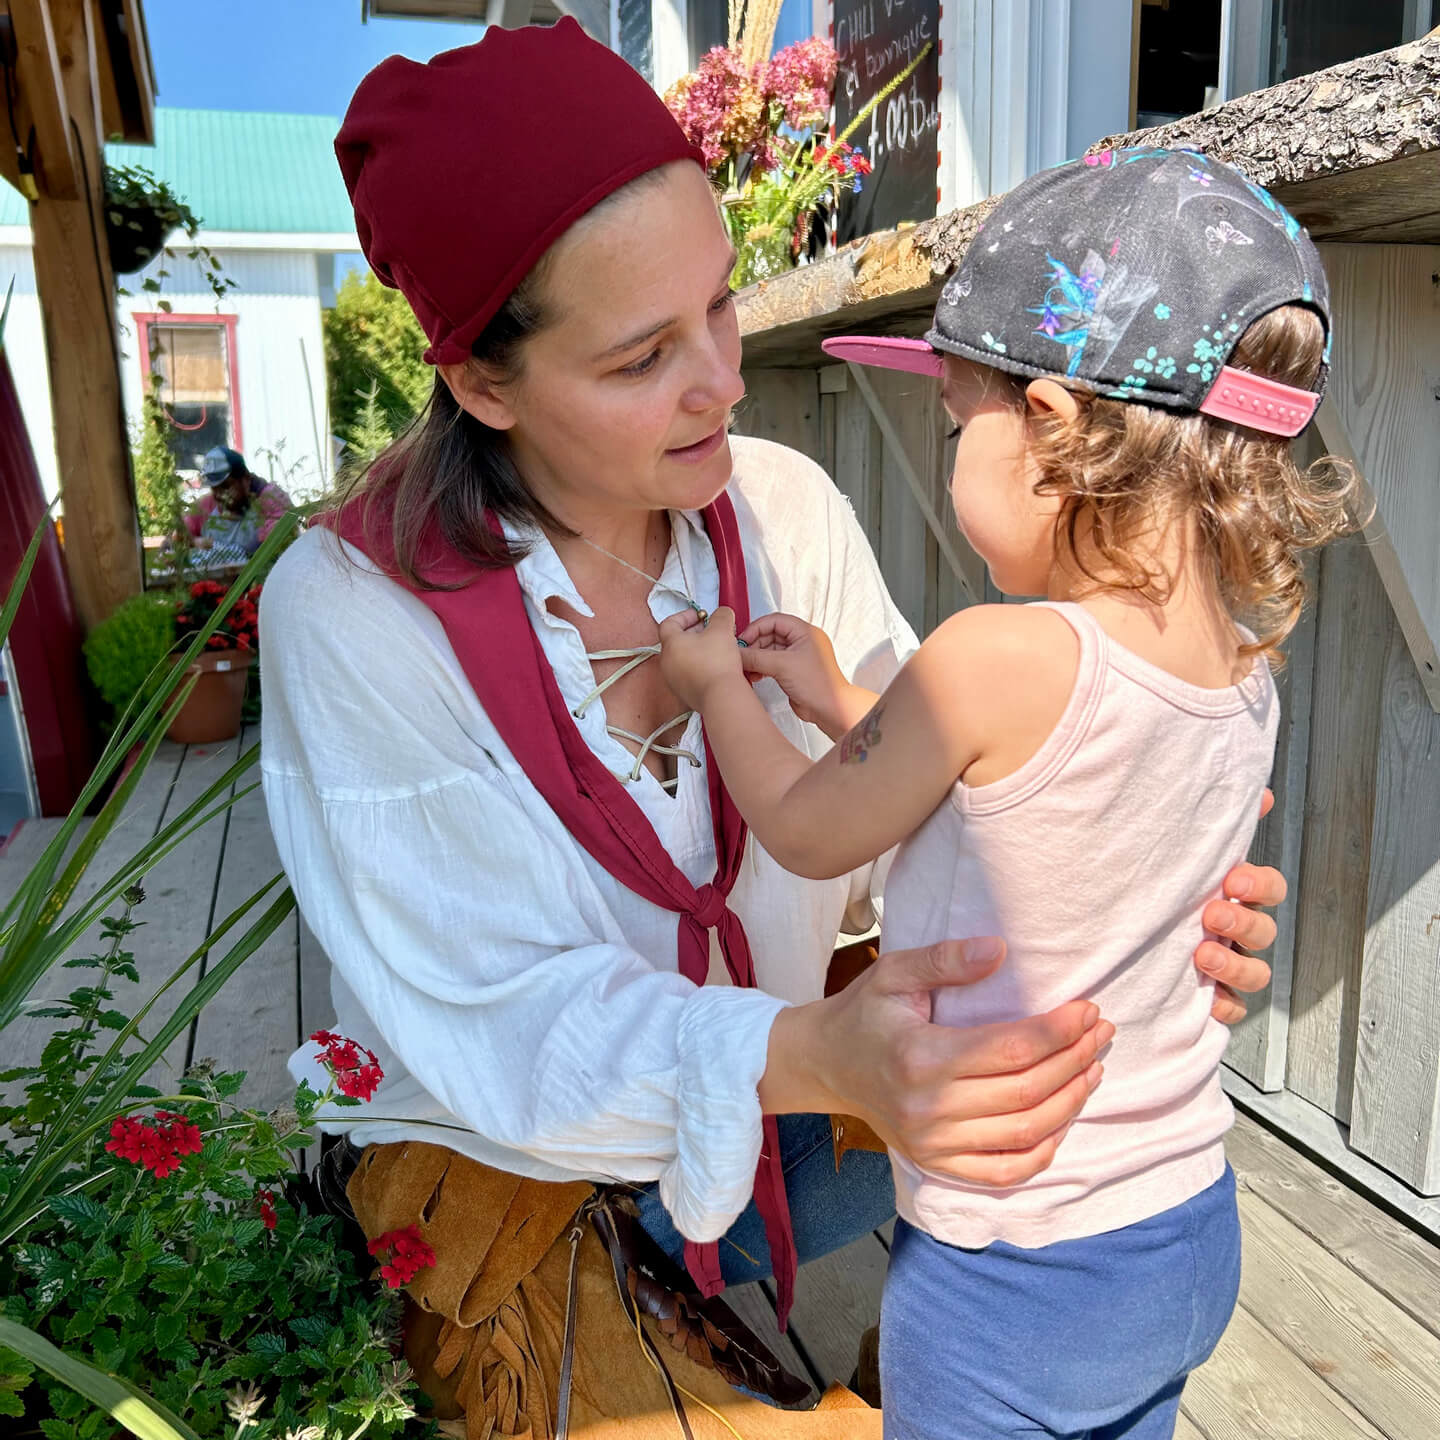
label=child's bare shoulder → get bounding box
[911,605,1081,758]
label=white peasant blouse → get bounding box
[259,436,917,1243]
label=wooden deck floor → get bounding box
[5,740,1440,1438]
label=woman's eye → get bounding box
[620,349,661,377]
[711,288,737,313]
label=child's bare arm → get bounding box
[660,604,1079,879]
[737,611,877,740]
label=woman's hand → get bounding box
[738,613,871,739]
[761,938,1113,1187]
[658,607,744,710]
[1200,789,1283,1024]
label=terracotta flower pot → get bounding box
[166,648,255,745]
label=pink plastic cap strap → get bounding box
[821,335,946,377]
[1198,366,1319,437]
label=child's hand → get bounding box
[739,613,867,739]
[659,607,744,710]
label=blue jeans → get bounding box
[880,1166,1242,1440]
[634,1111,897,1285]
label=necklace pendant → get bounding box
[693,607,709,626]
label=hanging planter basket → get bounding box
[166,648,255,745]
[105,204,174,276]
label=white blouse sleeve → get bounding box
[259,535,788,1242]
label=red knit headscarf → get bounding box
[335,18,705,365]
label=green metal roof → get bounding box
[0,108,355,235]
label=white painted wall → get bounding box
[1,237,338,509]
[1065,0,1135,158]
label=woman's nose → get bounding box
[682,348,746,414]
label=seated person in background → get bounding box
[182,446,294,563]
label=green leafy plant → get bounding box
[104,165,235,310]
[0,517,394,1438]
[82,593,178,727]
[323,271,429,457]
[0,901,422,1438]
[133,378,188,543]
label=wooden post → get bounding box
[23,0,142,628]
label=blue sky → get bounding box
[146,0,486,121]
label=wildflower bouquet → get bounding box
[665,7,932,286]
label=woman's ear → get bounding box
[437,359,518,431]
[1025,377,1081,423]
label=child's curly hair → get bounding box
[1019,305,1368,663]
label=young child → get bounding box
[659,149,1361,1439]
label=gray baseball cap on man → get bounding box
[200,446,247,486]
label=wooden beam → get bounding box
[29,0,141,627]
[1313,244,1440,711]
[1351,624,1440,1195]
[1226,554,1317,1093]
[10,0,81,198]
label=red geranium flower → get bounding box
[367,1225,437,1288]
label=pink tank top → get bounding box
[883,601,1279,1249]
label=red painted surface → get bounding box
[0,349,96,814]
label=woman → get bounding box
[260,21,1283,1436]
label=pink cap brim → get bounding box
[821,335,946,377]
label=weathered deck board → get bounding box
[1235,1187,1440,1438]
[1226,1111,1440,1343]
[189,730,300,1113]
[1181,1304,1386,1440]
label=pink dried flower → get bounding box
[764,38,838,130]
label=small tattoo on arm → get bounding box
[840,704,885,765]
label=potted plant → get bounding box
[166,580,260,744]
[102,164,234,306]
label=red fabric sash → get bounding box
[325,494,798,1327]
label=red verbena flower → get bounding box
[105,1111,202,1178]
[310,1029,385,1103]
[257,1189,278,1231]
[367,1225,437,1289]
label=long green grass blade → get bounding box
[0,512,298,1026]
[0,512,52,655]
[1,882,293,1238]
[0,1317,203,1440]
[0,681,195,1028]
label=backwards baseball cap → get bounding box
[336,18,705,367]
[200,447,246,485]
[824,148,1330,438]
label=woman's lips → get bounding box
[665,424,727,464]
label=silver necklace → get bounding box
[580,523,708,625]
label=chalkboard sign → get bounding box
[832,0,941,245]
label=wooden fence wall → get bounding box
[734,352,1440,1203]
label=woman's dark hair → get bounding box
[330,168,677,588]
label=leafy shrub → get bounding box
[81,593,177,722]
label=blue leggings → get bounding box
[633,1111,896,1285]
[881,1167,1241,1439]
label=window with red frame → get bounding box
[146,321,235,470]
